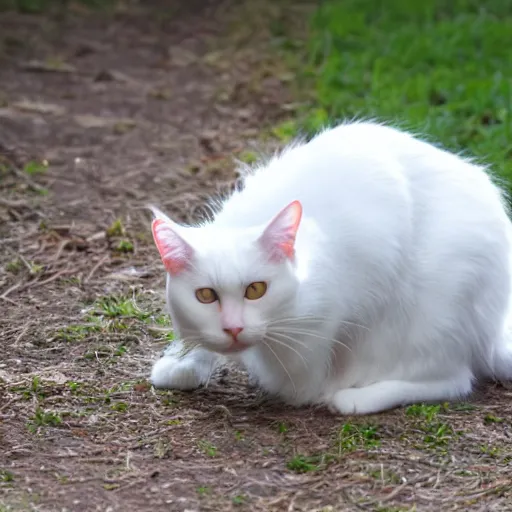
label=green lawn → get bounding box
[298,0,512,187]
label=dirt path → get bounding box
[0,2,511,511]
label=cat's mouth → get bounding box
[221,341,251,354]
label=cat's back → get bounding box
[214,122,410,227]
[213,121,506,232]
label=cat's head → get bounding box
[151,201,302,354]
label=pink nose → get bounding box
[223,327,243,340]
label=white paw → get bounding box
[330,388,381,415]
[150,356,202,390]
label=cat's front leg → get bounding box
[329,371,473,414]
[150,340,223,390]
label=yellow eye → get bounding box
[195,288,218,304]
[245,282,267,300]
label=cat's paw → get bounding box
[330,387,382,415]
[150,356,202,390]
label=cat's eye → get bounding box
[245,282,267,300]
[195,288,218,304]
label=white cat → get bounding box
[149,121,512,414]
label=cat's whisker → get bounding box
[266,330,312,351]
[268,316,370,332]
[204,353,217,388]
[271,327,352,352]
[328,346,337,368]
[176,337,202,347]
[262,340,297,394]
[312,319,366,332]
[263,334,309,369]
[336,320,370,331]
[276,326,353,346]
[267,315,327,325]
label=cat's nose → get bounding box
[223,327,243,340]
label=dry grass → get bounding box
[0,1,511,511]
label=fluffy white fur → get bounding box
[150,121,512,414]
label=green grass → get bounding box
[27,407,62,432]
[5,258,22,273]
[106,219,124,237]
[286,454,322,473]
[93,295,150,321]
[285,422,380,474]
[0,470,14,483]
[369,467,402,484]
[115,239,134,253]
[23,160,48,175]
[197,440,218,457]
[232,495,247,506]
[405,403,444,421]
[296,0,512,189]
[10,376,47,401]
[337,422,380,453]
[110,402,129,413]
[276,421,289,434]
[483,413,504,424]
[55,292,171,344]
[405,403,459,448]
[197,486,211,496]
[55,323,101,342]
[68,381,80,393]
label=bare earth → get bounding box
[0,2,511,511]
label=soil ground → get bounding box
[0,2,511,511]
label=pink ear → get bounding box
[151,219,193,275]
[259,200,302,261]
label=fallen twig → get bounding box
[0,280,23,303]
[85,254,109,283]
[0,198,30,209]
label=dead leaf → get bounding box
[199,130,221,153]
[0,370,17,383]
[203,50,229,69]
[12,100,66,116]
[106,267,153,281]
[21,59,77,74]
[72,429,89,438]
[113,120,136,134]
[41,371,68,385]
[133,382,151,393]
[236,108,252,120]
[168,47,197,67]
[94,69,137,84]
[277,71,295,83]
[74,115,136,133]
[73,40,106,57]
[0,108,25,120]
[74,114,111,128]
[148,87,172,100]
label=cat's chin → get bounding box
[217,342,252,355]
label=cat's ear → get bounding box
[259,200,302,261]
[151,218,193,275]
